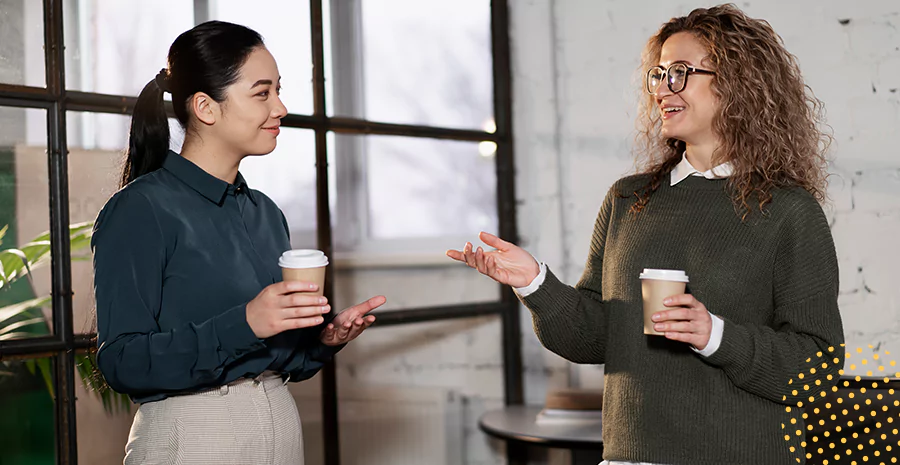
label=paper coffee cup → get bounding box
[279,249,329,297]
[639,269,689,336]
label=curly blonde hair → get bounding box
[632,3,831,217]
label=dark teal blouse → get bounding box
[93,151,335,404]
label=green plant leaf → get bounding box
[0,261,8,287]
[0,247,34,290]
[28,221,94,245]
[0,296,51,325]
[0,222,94,291]
[35,357,54,400]
[0,317,47,339]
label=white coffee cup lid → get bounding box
[279,249,329,269]
[639,268,689,282]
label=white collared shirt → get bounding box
[516,154,731,465]
[669,153,734,185]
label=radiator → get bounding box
[292,385,464,465]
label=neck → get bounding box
[684,141,719,172]
[180,134,242,184]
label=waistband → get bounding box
[177,371,288,398]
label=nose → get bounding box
[271,94,288,119]
[653,77,673,99]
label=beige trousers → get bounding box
[124,373,304,465]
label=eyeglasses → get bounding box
[646,63,716,95]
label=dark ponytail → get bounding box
[120,21,265,187]
[120,72,170,188]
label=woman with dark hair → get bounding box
[449,4,844,464]
[92,21,383,464]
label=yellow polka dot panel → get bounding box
[786,346,900,464]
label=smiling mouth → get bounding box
[661,107,684,119]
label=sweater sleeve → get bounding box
[94,190,266,396]
[520,185,615,364]
[703,193,845,404]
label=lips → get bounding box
[660,106,685,120]
[262,126,280,136]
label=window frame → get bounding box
[0,1,524,464]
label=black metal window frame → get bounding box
[0,1,524,464]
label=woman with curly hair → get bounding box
[448,4,844,464]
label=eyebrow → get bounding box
[658,59,694,67]
[250,77,281,89]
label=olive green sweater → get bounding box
[523,174,845,464]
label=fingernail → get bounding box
[655,324,664,331]
[309,284,317,290]
[663,298,672,305]
[651,314,660,321]
[319,297,326,304]
[317,317,324,324]
[321,306,330,313]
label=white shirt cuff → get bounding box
[514,261,547,297]
[692,313,724,357]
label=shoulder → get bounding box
[597,174,652,208]
[249,188,281,212]
[768,186,828,223]
[93,175,166,238]
[588,174,652,222]
[249,188,289,232]
[98,176,158,217]
[609,174,652,198]
[766,186,834,250]
[249,188,287,221]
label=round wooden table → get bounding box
[479,405,604,465]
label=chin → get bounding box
[250,142,278,156]
[661,125,692,143]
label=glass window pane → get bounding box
[239,128,319,249]
[328,133,500,311]
[335,317,504,465]
[335,134,498,241]
[63,0,194,95]
[0,0,45,87]
[1,107,53,339]
[210,0,314,116]
[331,0,494,129]
[0,356,56,463]
[333,261,500,313]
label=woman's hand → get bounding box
[246,281,331,339]
[446,232,540,288]
[651,294,713,350]
[320,296,386,346]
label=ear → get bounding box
[189,92,219,126]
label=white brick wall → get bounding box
[511,0,900,411]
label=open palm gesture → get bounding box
[446,232,540,288]
[320,296,385,346]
